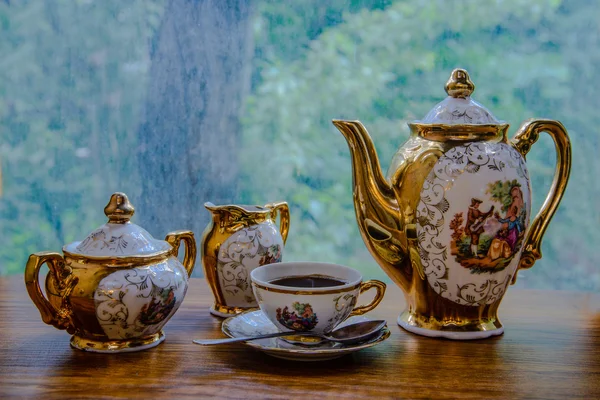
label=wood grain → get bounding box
[0,276,598,399]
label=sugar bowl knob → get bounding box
[104,192,135,223]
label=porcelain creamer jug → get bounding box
[201,202,289,317]
[333,69,571,339]
[24,192,197,352]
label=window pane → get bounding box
[1,0,597,292]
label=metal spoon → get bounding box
[193,320,387,346]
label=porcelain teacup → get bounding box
[250,261,386,335]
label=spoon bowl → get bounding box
[193,320,387,346]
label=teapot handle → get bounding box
[24,252,77,333]
[511,119,572,282]
[266,202,290,244]
[166,230,197,277]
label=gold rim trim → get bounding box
[398,309,502,332]
[70,331,165,352]
[62,248,173,265]
[204,202,273,215]
[211,303,259,315]
[251,281,361,295]
[409,123,509,142]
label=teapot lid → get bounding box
[63,192,172,257]
[418,68,501,125]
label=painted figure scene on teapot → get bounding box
[417,141,531,306]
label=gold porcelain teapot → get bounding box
[333,69,571,339]
[24,192,196,352]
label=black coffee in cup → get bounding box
[269,275,346,288]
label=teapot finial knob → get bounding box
[445,68,475,99]
[104,192,135,223]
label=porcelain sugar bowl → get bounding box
[24,192,197,353]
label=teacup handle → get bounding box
[511,119,571,283]
[24,251,77,333]
[266,202,290,244]
[166,230,197,277]
[349,279,386,316]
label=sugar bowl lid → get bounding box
[418,68,502,125]
[63,192,171,257]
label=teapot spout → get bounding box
[333,120,411,291]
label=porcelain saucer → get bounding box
[221,309,390,361]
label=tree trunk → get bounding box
[136,0,254,269]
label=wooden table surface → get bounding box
[0,275,599,399]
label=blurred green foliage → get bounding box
[0,0,164,273]
[0,0,598,291]
[243,0,599,291]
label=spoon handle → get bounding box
[193,331,319,345]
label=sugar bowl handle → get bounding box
[266,202,290,244]
[24,252,78,333]
[511,119,572,281]
[349,280,386,316]
[166,230,197,277]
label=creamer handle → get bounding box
[266,202,290,244]
[24,252,77,333]
[166,230,197,277]
[511,119,571,283]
